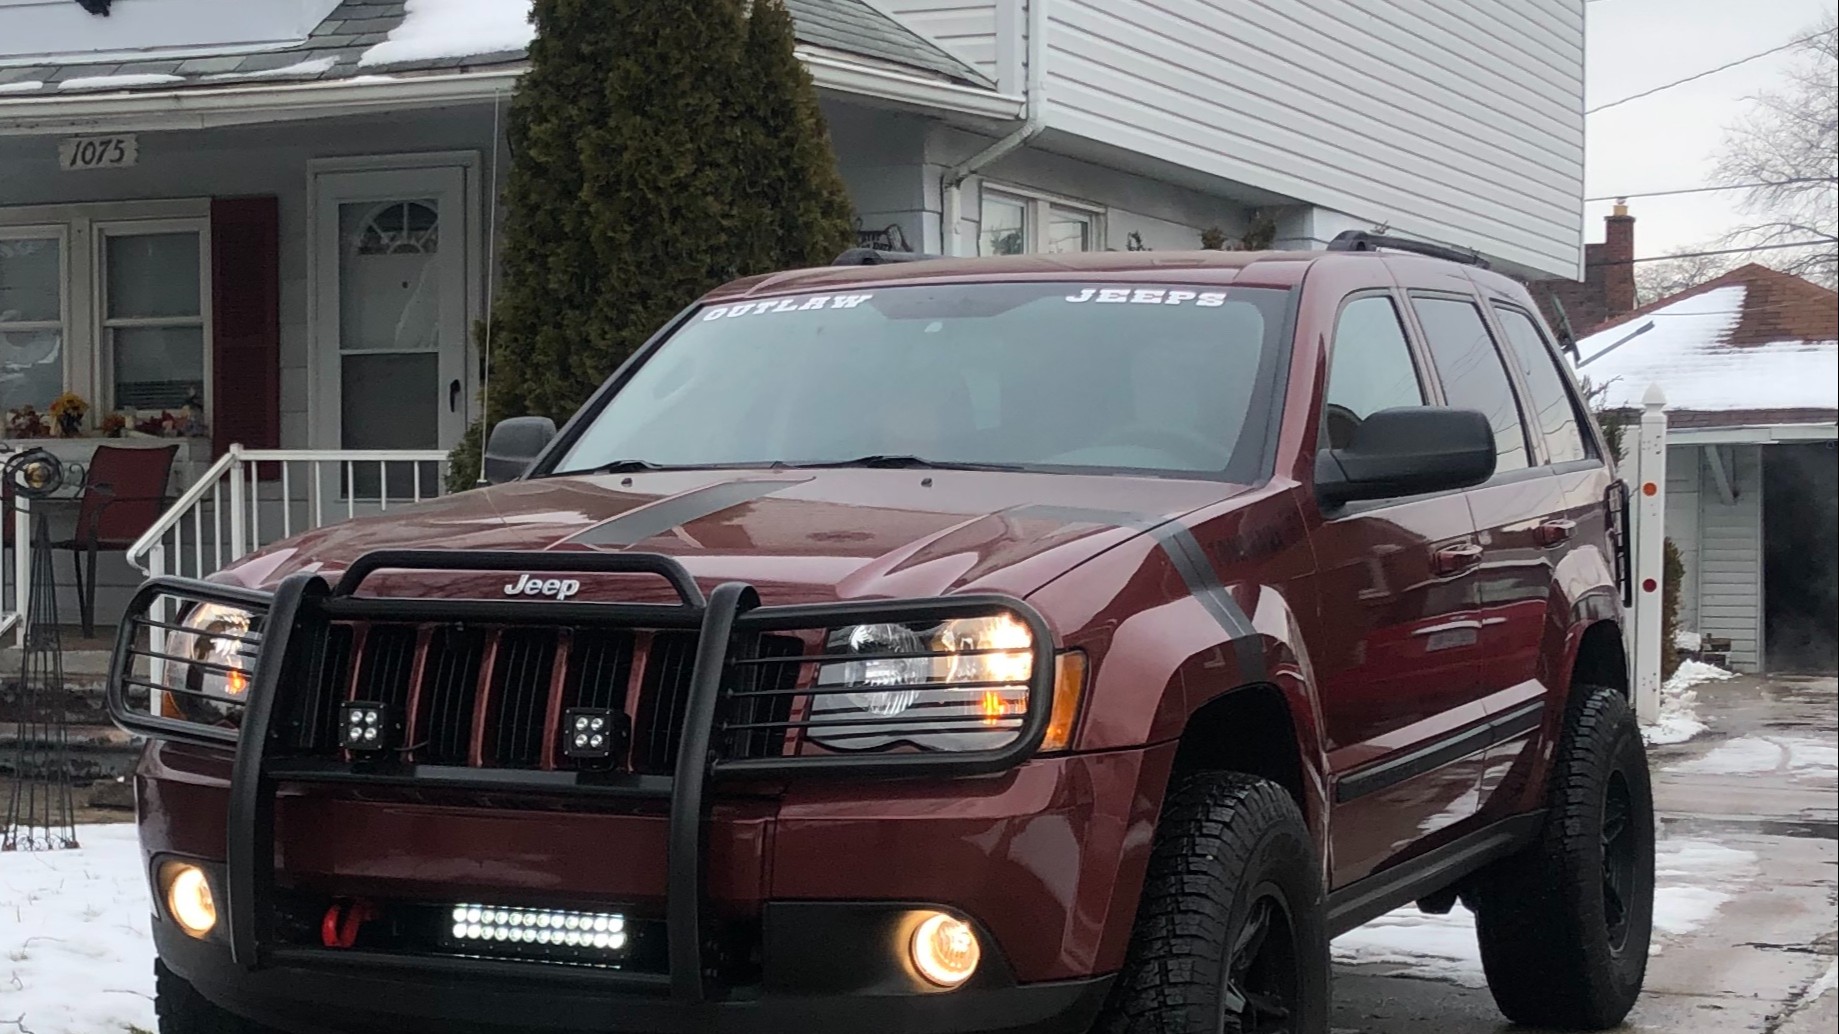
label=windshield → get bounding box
[553,282,1292,479]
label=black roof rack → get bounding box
[1325,230,1491,270]
[832,248,943,266]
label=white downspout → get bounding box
[941,0,1049,256]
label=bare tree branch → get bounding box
[1712,14,1839,288]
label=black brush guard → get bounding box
[107,550,1057,1003]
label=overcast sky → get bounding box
[1584,0,1833,260]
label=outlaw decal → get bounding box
[702,293,875,320]
[1064,287,1228,307]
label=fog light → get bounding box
[164,863,217,939]
[911,911,980,988]
[340,701,399,753]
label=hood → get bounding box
[221,469,1243,605]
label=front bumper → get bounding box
[156,907,1113,1034]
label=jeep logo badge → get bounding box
[504,574,582,601]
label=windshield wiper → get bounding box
[779,454,1025,472]
[595,459,670,474]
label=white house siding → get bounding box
[1691,445,1767,672]
[927,123,1251,254]
[866,0,1006,85]
[1038,0,1586,278]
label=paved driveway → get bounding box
[1331,675,1838,1034]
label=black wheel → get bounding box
[1469,685,1655,1030]
[155,961,283,1034]
[1098,772,1329,1034]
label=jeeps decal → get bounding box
[702,294,875,320]
[1064,287,1229,306]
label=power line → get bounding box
[1585,239,1837,267]
[1585,178,1838,202]
[1586,32,1825,114]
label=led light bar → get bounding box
[446,904,630,953]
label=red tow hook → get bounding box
[321,899,377,949]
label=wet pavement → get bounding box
[1330,675,1839,1033]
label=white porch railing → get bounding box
[127,445,455,581]
[1,446,454,645]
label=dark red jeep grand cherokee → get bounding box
[111,237,1655,1034]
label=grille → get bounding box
[286,623,804,773]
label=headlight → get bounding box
[808,614,1082,753]
[157,602,261,726]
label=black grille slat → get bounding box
[289,623,353,750]
[420,626,486,765]
[563,630,634,713]
[634,632,698,772]
[485,628,557,768]
[356,625,418,714]
[723,636,803,761]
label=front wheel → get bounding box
[1470,686,1655,1029]
[1097,772,1329,1034]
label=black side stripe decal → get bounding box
[573,478,811,547]
[1336,701,1549,804]
[1007,504,1264,682]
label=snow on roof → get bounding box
[56,72,184,91]
[1576,281,1839,416]
[359,0,535,68]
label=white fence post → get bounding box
[1632,385,1669,725]
[227,444,248,561]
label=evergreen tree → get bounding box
[450,0,856,490]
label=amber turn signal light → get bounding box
[1041,651,1087,752]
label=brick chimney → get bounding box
[1602,199,1636,317]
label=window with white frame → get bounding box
[0,202,210,427]
[0,228,67,418]
[979,187,1104,256]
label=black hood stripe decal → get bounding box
[570,478,810,547]
[1005,505,1264,682]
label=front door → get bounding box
[313,165,469,496]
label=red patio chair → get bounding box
[53,444,179,637]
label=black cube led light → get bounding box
[562,708,626,764]
[340,701,400,753]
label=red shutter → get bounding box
[210,197,281,461]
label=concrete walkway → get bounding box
[1331,674,1838,1033]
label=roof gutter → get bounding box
[940,0,1049,256]
[0,48,1021,136]
[0,67,523,134]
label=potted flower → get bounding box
[7,405,49,439]
[49,392,89,437]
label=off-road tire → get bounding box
[155,960,283,1034]
[1097,772,1329,1034]
[1470,685,1655,1030]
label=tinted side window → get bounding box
[1324,296,1424,450]
[1494,306,1590,464]
[1410,296,1530,474]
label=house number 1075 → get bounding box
[58,134,138,171]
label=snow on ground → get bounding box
[360,0,535,67]
[0,825,156,1034]
[1671,735,1839,777]
[57,74,184,91]
[1644,660,1736,747]
[1332,838,1757,982]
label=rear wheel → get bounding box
[1469,686,1655,1029]
[155,961,283,1034]
[1097,772,1329,1034]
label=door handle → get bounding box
[449,379,461,413]
[1434,543,1483,575]
[1535,518,1577,547]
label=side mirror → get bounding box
[1316,407,1496,508]
[483,416,557,485]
